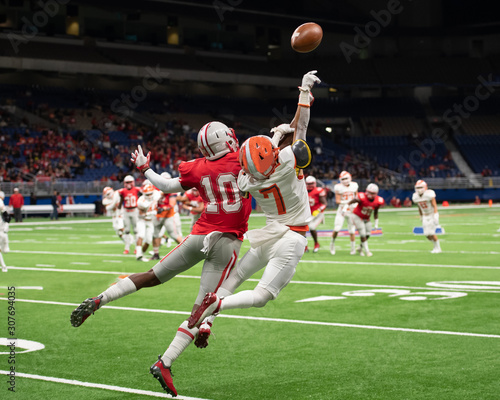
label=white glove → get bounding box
[130,145,151,174]
[270,124,294,147]
[300,70,321,92]
[374,218,379,229]
[340,205,348,217]
[433,212,439,225]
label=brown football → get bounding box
[291,22,323,53]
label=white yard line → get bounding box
[6,266,500,292]
[298,260,500,270]
[0,297,498,339]
[0,370,209,399]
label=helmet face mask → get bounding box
[198,121,239,161]
[415,180,427,196]
[339,171,352,186]
[239,135,279,180]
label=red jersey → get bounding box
[118,186,142,211]
[308,187,326,213]
[352,192,385,220]
[178,151,251,240]
[185,189,204,215]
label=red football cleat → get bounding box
[194,322,212,349]
[150,356,177,397]
[313,243,320,253]
[123,249,130,255]
[187,293,221,329]
[70,296,102,327]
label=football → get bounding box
[291,22,323,53]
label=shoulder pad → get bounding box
[291,139,312,169]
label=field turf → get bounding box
[1,205,499,399]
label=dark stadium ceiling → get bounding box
[70,0,500,34]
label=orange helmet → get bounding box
[239,135,279,180]
[415,180,427,195]
[339,171,352,186]
[142,184,155,197]
[102,186,114,199]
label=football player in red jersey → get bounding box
[117,175,141,254]
[305,176,327,253]
[71,121,252,397]
[347,183,384,257]
[177,187,204,231]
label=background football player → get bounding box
[0,192,10,272]
[102,186,126,246]
[305,175,327,253]
[136,183,158,261]
[347,183,384,257]
[330,171,358,255]
[412,180,442,253]
[118,175,141,254]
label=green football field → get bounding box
[1,205,500,400]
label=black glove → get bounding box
[2,211,11,223]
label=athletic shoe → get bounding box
[149,254,160,261]
[365,251,373,257]
[350,249,357,255]
[70,295,102,327]
[431,248,442,253]
[150,355,177,397]
[329,241,335,255]
[123,249,130,255]
[136,256,143,261]
[194,322,212,349]
[1,265,7,272]
[187,292,221,329]
[313,243,320,253]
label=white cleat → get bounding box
[431,248,442,253]
[350,249,357,255]
[1,265,7,272]
[365,251,373,257]
[329,241,335,255]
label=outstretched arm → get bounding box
[131,145,185,193]
[292,70,320,142]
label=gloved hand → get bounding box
[300,70,321,92]
[433,212,439,225]
[340,205,348,217]
[131,145,151,174]
[270,124,294,147]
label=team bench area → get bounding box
[19,204,96,217]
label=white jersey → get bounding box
[412,189,436,216]
[238,146,311,227]
[103,191,121,218]
[137,194,157,221]
[334,182,359,206]
[0,198,5,213]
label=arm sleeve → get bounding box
[144,169,183,193]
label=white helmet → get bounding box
[339,171,352,186]
[160,172,172,179]
[124,175,134,183]
[142,179,151,187]
[415,180,427,196]
[198,121,239,161]
[305,176,316,191]
[102,186,114,199]
[366,183,379,199]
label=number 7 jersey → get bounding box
[178,151,252,240]
[238,146,311,228]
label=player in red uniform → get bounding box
[348,183,384,257]
[177,187,204,231]
[117,175,141,254]
[305,176,327,252]
[71,121,252,397]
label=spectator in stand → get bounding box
[390,196,401,208]
[403,197,412,207]
[9,188,24,222]
[474,196,481,205]
[482,166,492,177]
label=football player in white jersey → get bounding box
[102,187,127,246]
[187,70,320,335]
[412,180,442,253]
[330,171,359,255]
[0,192,10,272]
[136,184,158,260]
